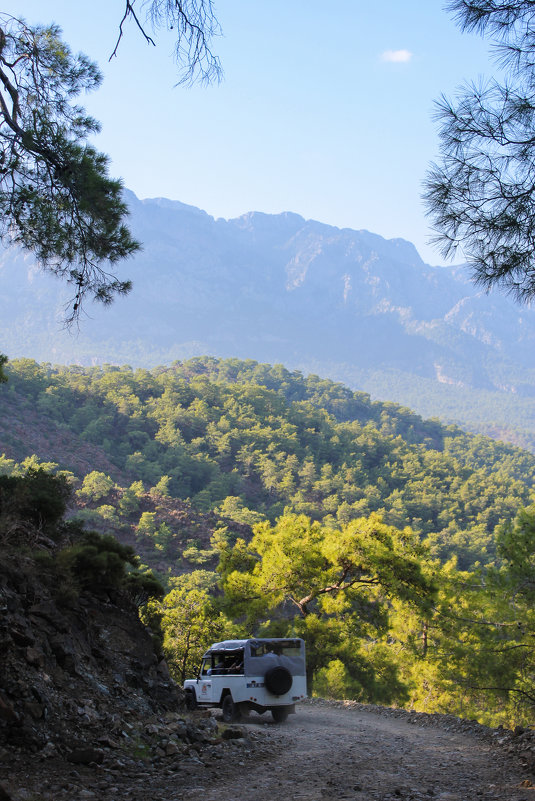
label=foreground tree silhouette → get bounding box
[0,3,222,324]
[112,0,222,86]
[0,15,140,323]
[425,1,535,302]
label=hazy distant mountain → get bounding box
[2,190,535,446]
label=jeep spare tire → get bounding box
[264,665,292,695]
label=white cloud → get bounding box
[381,49,413,63]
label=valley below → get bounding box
[2,701,534,801]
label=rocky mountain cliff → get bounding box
[1,191,535,442]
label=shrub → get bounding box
[124,570,165,606]
[57,530,138,591]
[0,469,70,541]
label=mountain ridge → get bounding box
[1,190,535,445]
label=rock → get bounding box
[182,789,207,799]
[201,717,218,733]
[0,542,183,783]
[76,705,100,724]
[10,628,34,647]
[125,670,141,688]
[29,601,68,631]
[67,747,104,765]
[156,659,171,680]
[11,790,34,801]
[39,742,57,758]
[23,701,44,720]
[96,734,120,748]
[167,720,188,738]
[49,637,77,673]
[30,686,46,705]
[0,692,19,724]
[221,726,245,740]
[181,754,204,767]
[24,647,45,668]
[145,723,161,735]
[0,785,12,801]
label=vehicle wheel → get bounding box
[222,694,240,723]
[264,666,292,696]
[271,706,290,723]
[185,689,197,710]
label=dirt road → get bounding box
[2,701,534,801]
[198,702,533,801]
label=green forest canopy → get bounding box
[3,355,534,570]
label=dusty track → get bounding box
[199,702,533,801]
[2,702,534,801]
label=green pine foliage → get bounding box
[0,470,163,611]
[217,512,434,702]
[144,570,235,684]
[0,17,138,323]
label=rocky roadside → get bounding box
[0,710,284,801]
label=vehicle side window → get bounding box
[205,650,244,674]
[200,657,211,676]
[211,655,225,675]
[224,651,244,674]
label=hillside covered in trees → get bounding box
[1,356,534,727]
[2,356,533,567]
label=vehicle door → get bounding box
[196,655,213,702]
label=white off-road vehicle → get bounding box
[183,638,307,723]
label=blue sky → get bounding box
[8,1,494,264]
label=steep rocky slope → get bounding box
[0,389,131,484]
[0,540,180,758]
[0,533,268,801]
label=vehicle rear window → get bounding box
[250,641,301,659]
